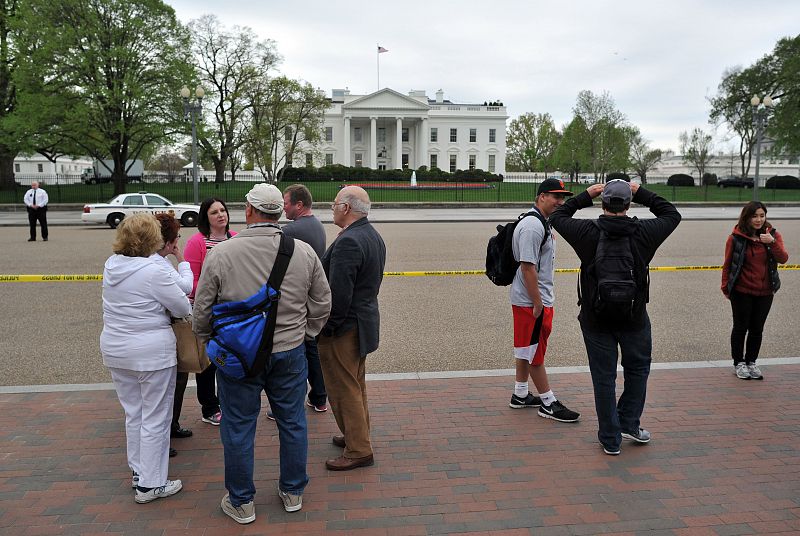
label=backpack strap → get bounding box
[251,233,295,376]
[524,209,550,252]
[576,221,601,306]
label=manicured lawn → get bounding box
[2,179,798,204]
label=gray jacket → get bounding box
[193,224,332,352]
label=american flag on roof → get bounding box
[378,46,388,53]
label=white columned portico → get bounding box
[395,117,403,169]
[343,117,351,167]
[419,117,428,169]
[370,117,377,169]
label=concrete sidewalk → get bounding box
[2,362,799,535]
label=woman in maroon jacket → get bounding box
[721,201,789,380]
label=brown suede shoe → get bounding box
[332,435,346,448]
[325,454,374,471]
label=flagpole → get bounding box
[376,44,380,90]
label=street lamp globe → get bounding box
[750,95,761,107]
[180,86,191,99]
[763,96,773,107]
[195,86,205,99]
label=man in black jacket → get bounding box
[319,186,386,471]
[550,180,681,455]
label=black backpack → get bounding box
[486,210,550,286]
[579,221,648,320]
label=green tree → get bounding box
[628,130,662,184]
[679,128,714,182]
[12,0,193,195]
[0,1,21,191]
[505,112,560,172]
[572,90,629,180]
[553,116,591,180]
[766,35,800,155]
[246,76,328,182]
[190,15,280,183]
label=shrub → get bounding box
[765,175,800,189]
[702,173,718,186]
[667,174,695,187]
[606,172,630,182]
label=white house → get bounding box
[650,149,800,184]
[293,88,509,175]
[14,153,93,176]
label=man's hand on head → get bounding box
[630,182,640,195]
[586,184,604,199]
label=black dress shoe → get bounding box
[169,448,177,457]
[43,238,48,241]
[171,427,193,438]
[28,238,35,242]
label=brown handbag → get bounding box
[171,317,210,373]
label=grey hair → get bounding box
[340,191,370,214]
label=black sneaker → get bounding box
[621,428,651,443]
[538,400,580,422]
[509,392,542,409]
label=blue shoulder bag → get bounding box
[206,233,294,379]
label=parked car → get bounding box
[81,192,200,229]
[717,177,754,188]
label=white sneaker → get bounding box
[221,493,256,524]
[278,488,303,512]
[734,362,750,380]
[135,479,182,503]
[747,362,763,380]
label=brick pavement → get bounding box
[1,364,799,535]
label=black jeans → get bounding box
[172,362,221,430]
[27,207,48,240]
[581,315,652,452]
[305,337,327,407]
[730,290,774,364]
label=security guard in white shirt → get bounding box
[23,181,49,242]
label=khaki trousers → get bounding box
[319,328,372,458]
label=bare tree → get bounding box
[679,128,715,181]
[628,130,662,184]
[190,15,280,182]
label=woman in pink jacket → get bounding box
[172,198,236,433]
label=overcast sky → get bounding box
[167,0,798,153]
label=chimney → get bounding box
[435,89,444,103]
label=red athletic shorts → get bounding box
[512,305,554,366]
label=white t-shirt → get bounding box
[509,208,556,307]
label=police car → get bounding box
[81,192,201,229]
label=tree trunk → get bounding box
[214,159,226,183]
[0,147,16,192]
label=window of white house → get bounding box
[489,128,496,143]
[37,164,43,172]
[488,154,496,173]
[469,154,476,170]
[402,128,409,142]
[430,127,438,142]
[325,153,334,166]
[284,127,292,141]
[306,153,313,167]
[354,127,362,143]
[430,154,438,169]
[469,128,477,143]
[378,128,386,143]
[402,154,409,169]
[450,128,457,143]
[325,127,333,143]
[449,154,457,173]
[354,153,363,167]
[14,163,20,172]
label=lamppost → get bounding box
[750,94,774,202]
[181,85,205,205]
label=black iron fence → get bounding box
[2,174,800,205]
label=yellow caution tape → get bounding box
[2,265,799,282]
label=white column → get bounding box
[370,117,377,169]
[343,117,351,167]
[419,117,428,169]
[395,117,403,169]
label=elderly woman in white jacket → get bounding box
[101,213,192,504]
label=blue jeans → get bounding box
[216,343,309,506]
[305,337,327,407]
[581,315,652,451]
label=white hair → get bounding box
[340,191,371,214]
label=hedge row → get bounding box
[280,165,501,183]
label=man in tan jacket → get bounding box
[193,184,331,525]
